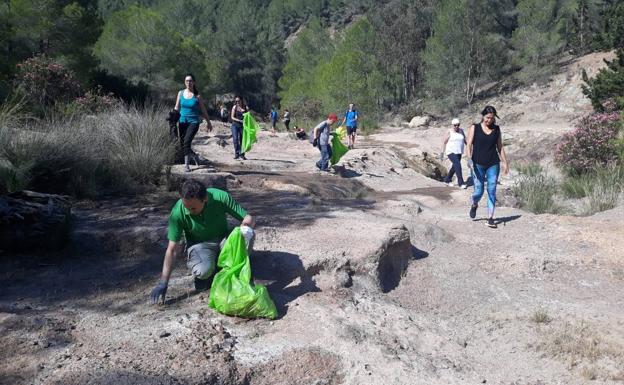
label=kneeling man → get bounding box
[150,179,255,304]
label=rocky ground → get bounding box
[1,52,623,385]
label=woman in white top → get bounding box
[440,118,467,188]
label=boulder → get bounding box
[0,191,72,254]
[408,115,431,128]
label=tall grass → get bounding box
[0,105,174,197]
[512,172,561,214]
[560,164,624,215]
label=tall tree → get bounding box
[422,0,510,110]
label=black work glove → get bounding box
[150,280,168,304]
[313,138,318,147]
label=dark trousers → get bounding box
[316,144,332,171]
[178,122,199,156]
[231,123,244,157]
[284,119,290,131]
[444,153,464,185]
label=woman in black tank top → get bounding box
[465,105,510,228]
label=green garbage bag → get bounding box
[242,112,258,153]
[208,227,277,319]
[330,133,349,165]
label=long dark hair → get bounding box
[185,73,199,96]
[481,105,499,118]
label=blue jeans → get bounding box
[316,144,332,171]
[444,153,464,185]
[231,123,243,157]
[471,163,500,217]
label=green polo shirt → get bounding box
[167,188,248,245]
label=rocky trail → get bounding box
[2,52,624,385]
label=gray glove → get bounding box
[150,280,168,304]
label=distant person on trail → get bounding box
[270,107,278,134]
[440,118,467,189]
[282,109,291,131]
[312,113,339,171]
[230,96,248,160]
[465,106,510,228]
[219,104,229,124]
[174,73,212,173]
[341,103,358,149]
[150,179,255,305]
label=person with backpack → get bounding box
[311,113,339,171]
[440,118,467,189]
[341,103,358,149]
[282,109,291,131]
[174,73,212,172]
[465,106,510,228]
[270,107,278,134]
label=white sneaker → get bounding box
[460,184,468,189]
[447,182,454,187]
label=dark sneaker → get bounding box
[469,204,478,219]
[234,155,240,160]
[487,218,497,228]
[240,154,247,160]
[194,277,210,292]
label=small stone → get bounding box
[159,331,171,338]
[100,352,109,358]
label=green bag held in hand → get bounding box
[330,133,349,165]
[208,227,277,319]
[242,112,258,153]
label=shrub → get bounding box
[515,162,543,177]
[582,49,624,112]
[15,55,82,110]
[512,172,560,214]
[0,106,174,197]
[554,112,621,175]
[66,87,122,115]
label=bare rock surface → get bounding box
[1,51,624,385]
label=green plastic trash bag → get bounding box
[335,125,347,140]
[208,227,277,319]
[330,133,349,165]
[242,112,258,153]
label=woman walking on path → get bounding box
[174,74,212,172]
[312,113,338,171]
[440,118,467,188]
[282,109,291,131]
[230,96,248,160]
[465,106,509,228]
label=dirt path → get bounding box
[2,52,624,385]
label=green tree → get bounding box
[582,49,624,112]
[422,0,510,111]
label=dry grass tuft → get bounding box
[530,308,552,324]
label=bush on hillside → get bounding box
[0,107,174,197]
[65,87,122,115]
[554,112,621,175]
[15,55,82,110]
[582,50,624,112]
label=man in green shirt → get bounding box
[150,179,255,304]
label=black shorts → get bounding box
[346,126,357,135]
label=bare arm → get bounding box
[231,106,243,123]
[441,131,450,155]
[465,124,475,160]
[160,241,184,282]
[174,91,181,111]
[197,95,212,131]
[497,131,509,175]
[241,214,255,228]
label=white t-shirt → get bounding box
[445,128,465,155]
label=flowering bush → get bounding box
[66,87,121,115]
[15,55,82,107]
[555,112,622,175]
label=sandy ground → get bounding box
[1,52,623,385]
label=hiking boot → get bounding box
[194,277,210,292]
[469,204,478,219]
[487,218,497,228]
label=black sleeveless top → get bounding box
[232,107,244,127]
[472,123,500,167]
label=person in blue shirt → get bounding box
[269,107,278,134]
[341,103,359,149]
[174,73,212,172]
